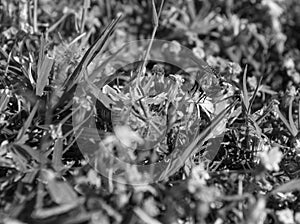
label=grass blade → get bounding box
[242,65,249,111]
[62,13,122,93]
[33,0,38,33]
[248,76,262,114]
[298,100,300,129]
[54,14,122,110]
[274,104,296,136]
[0,90,9,113]
[151,0,159,26]
[80,0,91,33]
[156,99,239,181]
[36,53,54,96]
[16,101,39,144]
[52,126,64,171]
[288,96,298,136]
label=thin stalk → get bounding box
[80,0,90,34]
[33,0,38,33]
[136,0,165,89]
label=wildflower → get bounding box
[188,164,210,193]
[258,145,283,171]
[276,209,294,224]
[193,46,205,59]
[169,40,181,55]
[143,197,159,217]
[114,125,144,149]
[74,95,92,111]
[49,124,63,139]
[284,58,295,70]
[228,62,242,75]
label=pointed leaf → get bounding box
[274,104,295,136]
[157,99,238,180]
[289,96,298,136]
[248,76,262,114]
[151,0,158,26]
[242,65,249,111]
[54,14,122,110]
[36,54,54,96]
[52,138,63,171]
[16,101,39,143]
[42,170,78,205]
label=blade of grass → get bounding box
[242,65,249,112]
[83,68,115,108]
[274,104,296,136]
[80,0,91,33]
[136,0,164,89]
[187,0,196,19]
[52,124,63,171]
[157,99,238,181]
[248,76,262,114]
[54,14,122,111]
[62,13,122,93]
[15,101,39,144]
[87,43,127,83]
[298,100,300,129]
[0,91,9,113]
[256,100,276,124]
[33,0,38,33]
[105,0,112,21]
[36,39,54,96]
[13,144,48,164]
[42,169,79,205]
[32,203,80,219]
[134,207,162,224]
[288,96,298,136]
[46,11,73,35]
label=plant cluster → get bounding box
[1,0,300,224]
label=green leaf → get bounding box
[62,13,122,94]
[52,138,63,171]
[36,35,54,97]
[36,54,54,96]
[32,203,80,219]
[288,96,298,136]
[0,91,9,113]
[54,14,122,111]
[156,99,238,181]
[42,170,78,205]
[15,101,39,144]
[242,65,249,111]
[274,104,296,136]
[14,144,47,164]
[248,76,262,114]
